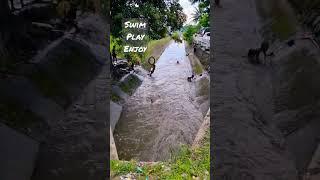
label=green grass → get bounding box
[110,130,210,179]
[111,36,171,71]
[171,32,182,43]
[119,75,141,95]
[194,62,203,75]
[111,93,121,102]
[141,37,171,70]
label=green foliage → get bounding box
[111,160,137,176]
[110,35,124,58]
[190,0,210,13]
[191,1,209,27]
[111,93,121,102]
[199,13,209,27]
[111,0,186,39]
[110,36,171,70]
[171,31,182,43]
[110,130,210,179]
[166,0,187,32]
[119,75,141,95]
[141,37,171,69]
[183,24,201,44]
[194,61,203,75]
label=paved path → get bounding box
[212,0,298,179]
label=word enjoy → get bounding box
[124,46,147,53]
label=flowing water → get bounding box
[114,42,205,161]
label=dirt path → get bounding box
[212,0,298,179]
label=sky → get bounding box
[179,0,198,25]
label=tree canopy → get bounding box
[191,0,209,27]
[111,0,186,39]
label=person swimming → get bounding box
[149,64,156,77]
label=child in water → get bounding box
[149,64,156,77]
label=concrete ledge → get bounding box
[110,127,119,160]
[110,101,122,133]
[192,109,210,149]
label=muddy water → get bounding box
[114,42,204,161]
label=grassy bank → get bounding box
[111,35,172,71]
[110,130,210,179]
[141,37,172,70]
[185,44,204,75]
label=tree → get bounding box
[189,0,210,13]
[192,7,202,22]
[191,1,209,27]
[199,13,209,27]
[111,0,186,39]
[166,0,186,32]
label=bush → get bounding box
[183,25,201,44]
[171,31,181,43]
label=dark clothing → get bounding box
[149,64,156,76]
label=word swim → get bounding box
[124,21,147,29]
[126,33,145,41]
[124,46,147,53]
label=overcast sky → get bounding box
[179,0,198,25]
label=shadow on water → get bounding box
[114,42,205,161]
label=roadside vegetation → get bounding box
[110,35,171,70]
[119,75,142,95]
[193,61,203,75]
[111,130,210,179]
[183,25,201,44]
[111,92,122,103]
[182,0,209,44]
